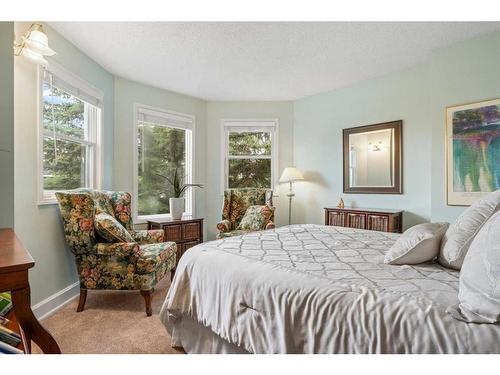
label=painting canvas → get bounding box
[447,98,500,206]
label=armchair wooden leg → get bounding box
[76,289,87,312]
[141,290,153,316]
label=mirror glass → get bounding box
[348,128,394,188]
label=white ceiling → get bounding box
[49,22,500,101]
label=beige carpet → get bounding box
[34,278,183,354]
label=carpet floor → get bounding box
[34,277,183,354]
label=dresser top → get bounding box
[0,229,35,274]
[146,215,204,225]
[324,207,403,214]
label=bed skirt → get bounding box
[171,315,249,354]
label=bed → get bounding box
[159,224,500,353]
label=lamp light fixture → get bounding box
[279,167,304,226]
[368,141,382,151]
[13,23,56,66]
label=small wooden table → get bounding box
[0,229,61,354]
[147,216,203,274]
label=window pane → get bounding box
[138,122,186,216]
[228,158,271,189]
[228,132,271,156]
[43,136,88,191]
[43,82,85,139]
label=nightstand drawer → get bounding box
[163,224,182,242]
[182,222,201,240]
[346,213,366,229]
[327,211,345,226]
[367,214,389,232]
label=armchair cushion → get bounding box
[237,205,275,231]
[95,242,140,258]
[135,242,177,274]
[218,230,251,238]
[95,213,135,243]
[130,229,165,244]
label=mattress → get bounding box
[159,224,500,353]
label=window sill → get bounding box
[135,213,192,225]
[218,191,280,197]
[38,199,58,206]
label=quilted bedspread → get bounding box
[159,224,500,353]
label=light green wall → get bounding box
[0,22,14,228]
[293,30,500,229]
[294,65,431,229]
[205,101,294,239]
[429,31,500,222]
[14,22,115,304]
[113,76,207,234]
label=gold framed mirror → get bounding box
[343,120,402,194]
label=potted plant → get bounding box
[158,168,203,220]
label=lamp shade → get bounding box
[279,167,304,183]
[24,30,56,56]
[20,47,48,66]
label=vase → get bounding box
[169,197,184,220]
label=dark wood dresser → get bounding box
[147,216,204,265]
[324,207,403,233]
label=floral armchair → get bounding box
[55,189,177,316]
[216,188,275,238]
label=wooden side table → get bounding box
[147,216,204,275]
[0,229,61,354]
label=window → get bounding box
[135,105,194,219]
[222,120,278,190]
[38,64,103,204]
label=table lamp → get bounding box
[279,167,304,225]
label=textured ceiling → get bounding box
[49,22,500,101]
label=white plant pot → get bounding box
[169,197,184,220]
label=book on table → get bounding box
[0,325,21,346]
[0,339,23,354]
[0,293,12,316]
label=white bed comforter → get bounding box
[159,224,500,353]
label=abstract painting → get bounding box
[447,98,500,206]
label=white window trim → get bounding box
[133,103,196,224]
[37,63,104,205]
[220,118,279,195]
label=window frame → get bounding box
[133,103,195,223]
[220,119,279,193]
[37,63,104,205]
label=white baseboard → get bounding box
[32,281,80,320]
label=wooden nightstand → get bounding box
[147,216,204,272]
[324,207,403,233]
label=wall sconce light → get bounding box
[368,141,382,151]
[13,23,56,66]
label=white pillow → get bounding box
[439,190,500,270]
[446,210,500,324]
[384,222,449,265]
